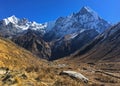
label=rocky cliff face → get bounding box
[12,29,51,60]
[50,29,99,60]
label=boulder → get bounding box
[60,71,88,83]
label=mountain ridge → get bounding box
[0,6,112,60]
[70,22,120,62]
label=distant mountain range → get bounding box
[0,6,111,60]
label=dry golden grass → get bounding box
[55,57,120,86]
[0,37,120,86]
[0,37,86,86]
[0,37,47,70]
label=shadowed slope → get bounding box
[71,23,120,62]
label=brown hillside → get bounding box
[0,37,46,70]
[0,37,87,86]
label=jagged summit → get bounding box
[79,6,99,19]
[80,6,96,13]
[0,15,47,37]
[3,15,19,25]
[8,15,17,19]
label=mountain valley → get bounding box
[0,6,111,60]
[0,6,120,86]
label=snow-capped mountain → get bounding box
[43,6,112,60]
[0,6,112,60]
[0,6,111,39]
[44,6,111,41]
[3,15,19,25]
[0,15,47,37]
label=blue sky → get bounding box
[0,0,120,23]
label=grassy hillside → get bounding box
[0,37,46,70]
[1,37,119,86]
[0,37,48,86]
[0,37,86,86]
